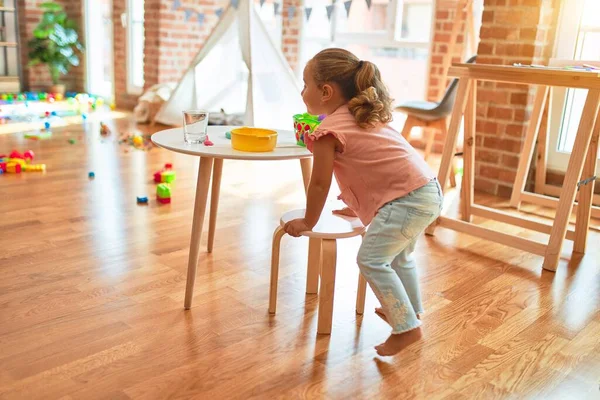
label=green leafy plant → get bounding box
[27,2,84,85]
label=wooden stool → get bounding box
[269,209,368,335]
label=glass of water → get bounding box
[183,110,209,144]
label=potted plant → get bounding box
[27,2,84,95]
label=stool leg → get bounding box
[356,274,367,315]
[317,239,337,335]
[400,116,416,140]
[440,120,457,188]
[269,226,286,314]
[356,232,367,315]
[306,238,321,294]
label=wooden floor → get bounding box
[1,115,599,400]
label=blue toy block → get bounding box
[137,196,149,204]
[88,171,95,178]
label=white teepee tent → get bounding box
[154,0,305,130]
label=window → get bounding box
[254,0,283,49]
[548,0,600,173]
[127,0,145,95]
[300,0,434,105]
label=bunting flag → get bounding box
[288,6,296,20]
[215,7,224,17]
[184,9,193,21]
[273,2,280,15]
[197,12,205,26]
[231,0,240,8]
[365,0,372,10]
[325,4,334,20]
[172,0,181,11]
[344,0,352,17]
[260,0,266,7]
[304,7,312,21]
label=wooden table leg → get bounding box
[426,78,472,236]
[184,157,214,309]
[300,158,312,194]
[510,85,549,209]
[306,238,321,294]
[542,90,600,271]
[317,239,337,335]
[461,81,476,222]
[573,113,600,254]
[207,158,223,253]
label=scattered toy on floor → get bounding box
[136,196,149,204]
[88,171,95,179]
[0,149,46,174]
[100,122,111,136]
[153,163,176,183]
[68,138,76,144]
[156,183,171,204]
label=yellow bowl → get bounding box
[230,127,278,152]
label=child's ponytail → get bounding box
[310,49,393,129]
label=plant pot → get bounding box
[49,84,66,96]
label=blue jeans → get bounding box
[357,179,443,334]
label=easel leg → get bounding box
[510,86,550,209]
[461,80,477,222]
[426,78,472,236]
[573,114,600,254]
[543,90,600,271]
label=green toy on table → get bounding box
[293,113,325,147]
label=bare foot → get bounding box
[375,327,423,356]
[375,307,421,326]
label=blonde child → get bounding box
[284,48,442,356]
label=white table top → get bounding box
[151,126,312,161]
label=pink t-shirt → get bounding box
[306,105,435,225]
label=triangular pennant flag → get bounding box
[184,9,193,21]
[326,4,334,21]
[273,2,280,15]
[231,0,240,9]
[215,7,224,17]
[197,12,205,26]
[260,0,266,7]
[287,6,296,20]
[304,7,312,21]
[365,0,372,10]
[172,0,181,11]
[344,0,352,17]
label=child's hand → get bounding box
[283,218,312,237]
[333,207,357,217]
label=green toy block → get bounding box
[161,170,176,183]
[156,183,171,199]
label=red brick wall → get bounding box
[282,0,301,72]
[18,0,84,92]
[473,0,559,197]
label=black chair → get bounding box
[396,55,477,187]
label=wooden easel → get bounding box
[426,63,600,272]
[510,60,600,221]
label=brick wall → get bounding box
[473,0,559,197]
[18,0,84,92]
[424,0,470,154]
[282,0,302,73]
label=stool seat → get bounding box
[396,100,446,122]
[280,209,366,239]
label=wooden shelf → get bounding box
[0,42,17,47]
[0,7,16,12]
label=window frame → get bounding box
[547,0,599,174]
[126,0,145,96]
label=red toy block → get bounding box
[23,150,35,160]
[0,162,6,172]
[156,195,171,204]
[165,163,172,170]
[9,150,23,159]
[154,171,162,183]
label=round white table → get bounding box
[152,126,312,309]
